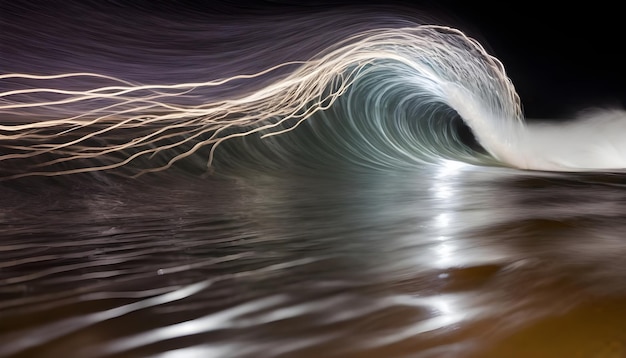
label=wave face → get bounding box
[1,3,625,179]
[2,4,626,358]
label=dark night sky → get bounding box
[261,1,626,119]
[223,0,626,119]
[435,3,626,120]
[2,0,624,119]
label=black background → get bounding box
[3,0,624,119]
[259,0,626,119]
[191,0,626,119]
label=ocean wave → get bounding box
[1,9,625,179]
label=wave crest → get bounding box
[1,19,624,179]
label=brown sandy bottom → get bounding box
[1,167,625,358]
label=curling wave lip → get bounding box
[1,24,625,179]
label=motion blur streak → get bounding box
[1,3,626,358]
[2,4,625,179]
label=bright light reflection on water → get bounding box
[1,165,626,357]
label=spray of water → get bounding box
[1,23,625,179]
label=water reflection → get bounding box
[1,166,625,357]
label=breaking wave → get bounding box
[1,6,625,180]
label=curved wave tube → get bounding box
[1,16,625,179]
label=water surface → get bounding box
[1,165,625,357]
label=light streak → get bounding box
[0,26,521,179]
